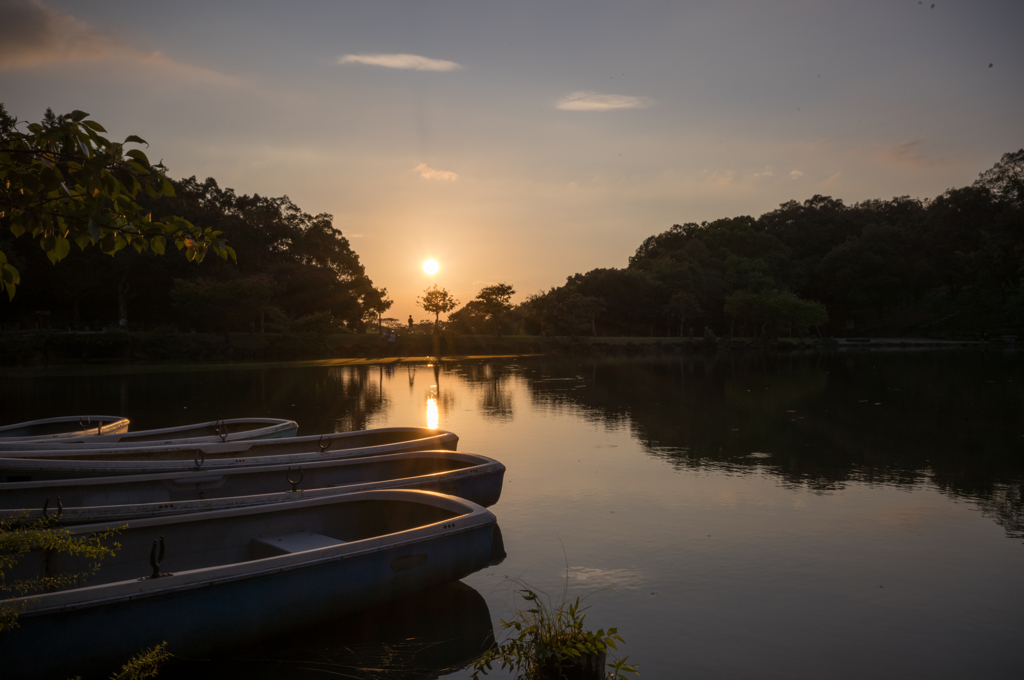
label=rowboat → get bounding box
[0,427,459,481]
[0,417,297,449]
[0,489,502,679]
[0,415,129,441]
[0,450,505,523]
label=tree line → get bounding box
[5,103,1022,340]
[1,104,383,334]
[511,150,1024,338]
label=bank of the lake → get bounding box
[0,329,999,368]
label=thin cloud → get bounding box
[0,0,237,85]
[703,169,733,187]
[338,53,462,72]
[414,163,458,181]
[789,170,803,179]
[555,91,653,111]
[879,139,946,170]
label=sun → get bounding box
[422,259,440,275]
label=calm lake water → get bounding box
[3,350,1023,679]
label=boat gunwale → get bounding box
[0,448,485,492]
[0,418,298,450]
[0,426,451,457]
[9,489,496,617]
[0,431,459,474]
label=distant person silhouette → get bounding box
[408,315,414,332]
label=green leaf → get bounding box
[124,135,147,145]
[151,236,165,255]
[69,110,90,122]
[125,149,151,166]
[161,177,175,197]
[74,233,92,251]
[53,235,71,262]
[81,120,107,133]
[100,231,116,254]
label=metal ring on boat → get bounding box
[317,435,332,453]
[194,449,205,469]
[216,420,228,442]
[287,466,304,492]
[41,496,63,520]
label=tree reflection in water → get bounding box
[524,351,1024,538]
[462,362,515,421]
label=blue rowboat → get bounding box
[0,417,297,450]
[0,489,502,679]
[0,415,130,441]
[0,427,459,481]
[0,450,505,523]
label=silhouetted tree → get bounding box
[474,283,516,337]
[418,284,459,330]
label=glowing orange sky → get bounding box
[1,0,1021,319]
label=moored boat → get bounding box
[0,489,501,679]
[0,427,459,481]
[0,450,505,523]
[0,415,130,441]
[0,417,297,449]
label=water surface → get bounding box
[3,351,1022,679]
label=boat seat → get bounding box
[250,531,346,559]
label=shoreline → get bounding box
[0,330,1009,374]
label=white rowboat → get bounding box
[0,415,130,441]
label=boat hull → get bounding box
[0,490,499,678]
[0,451,505,523]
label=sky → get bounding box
[1,0,1022,319]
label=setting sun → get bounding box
[422,259,440,275]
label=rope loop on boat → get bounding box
[317,435,332,453]
[78,416,90,427]
[194,449,205,469]
[42,496,63,519]
[287,466,304,492]
[216,420,228,442]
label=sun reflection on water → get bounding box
[426,392,439,429]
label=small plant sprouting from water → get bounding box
[469,576,638,680]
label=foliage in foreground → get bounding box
[1,515,168,679]
[0,513,121,622]
[0,104,234,300]
[470,578,638,680]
